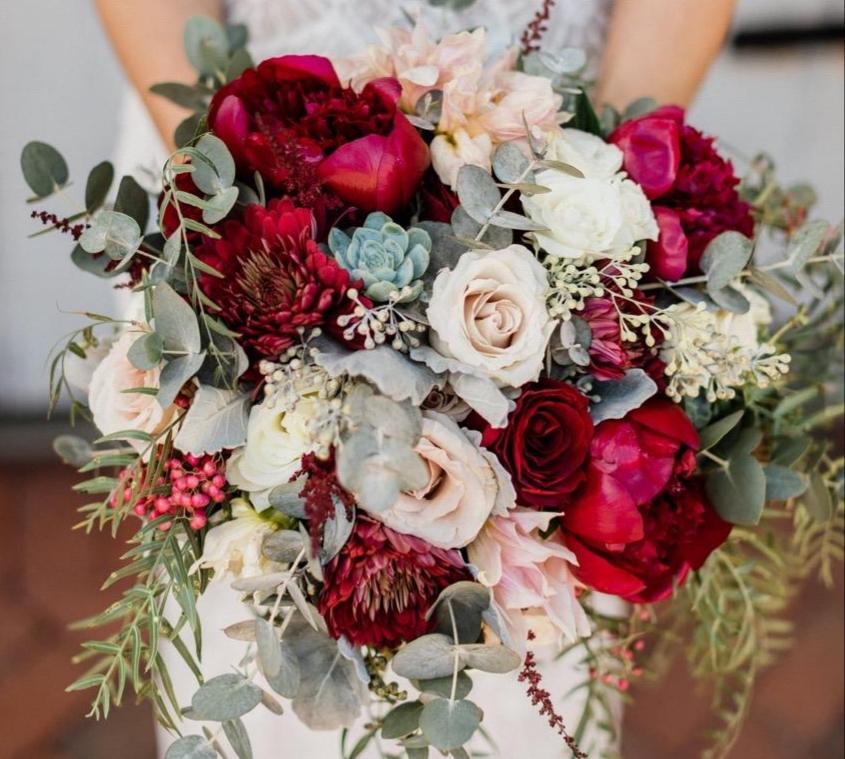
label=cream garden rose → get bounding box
[226,397,318,511]
[365,411,515,549]
[427,245,555,388]
[89,328,180,451]
[523,129,658,259]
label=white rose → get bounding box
[367,412,515,549]
[524,130,658,260]
[227,398,318,510]
[88,328,180,450]
[545,128,624,180]
[190,500,280,580]
[714,283,773,353]
[427,245,555,388]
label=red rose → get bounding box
[481,380,594,509]
[609,106,754,279]
[195,199,356,369]
[562,399,730,601]
[208,56,430,215]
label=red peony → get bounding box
[318,516,470,648]
[562,399,730,601]
[208,56,430,215]
[481,380,594,509]
[195,199,355,366]
[417,168,460,224]
[609,106,754,281]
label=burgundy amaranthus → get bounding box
[519,631,587,758]
[294,451,356,555]
[31,209,87,241]
[521,0,557,54]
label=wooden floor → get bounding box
[0,456,842,759]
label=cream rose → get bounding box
[523,129,658,260]
[431,129,493,189]
[427,245,555,388]
[714,283,773,353]
[366,412,514,549]
[88,328,180,450]
[190,500,280,580]
[226,398,318,511]
[468,508,591,648]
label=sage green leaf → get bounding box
[764,464,808,502]
[173,386,251,456]
[489,210,548,231]
[53,435,94,467]
[157,352,206,410]
[419,699,481,752]
[153,282,202,354]
[382,701,425,740]
[699,410,745,452]
[80,211,142,261]
[456,165,502,225]
[203,186,240,225]
[788,219,830,274]
[150,82,209,111]
[492,142,532,184]
[456,644,522,674]
[222,719,253,759]
[193,134,237,195]
[804,469,834,521]
[262,530,305,563]
[127,332,164,371]
[391,635,458,681]
[21,141,69,197]
[114,175,150,231]
[165,735,216,759]
[415,671,473,700]
[450,206,513,249]
[709,284,751,314]
[191,674,263,721]
[85,161,115,213]
[700,231,753,293]
[706,453,766,526]
[185,15,230,77]
[590,369,658,425]
[266,643,301,699]
[428,582,491,645]
[255,619,282,679]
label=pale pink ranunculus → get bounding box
[430,129,493,188]
[89,328,180,452]
[468,508,592,648]
[365,412,515,550]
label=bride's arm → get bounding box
[596,0,737,109]
[94,0,224,151]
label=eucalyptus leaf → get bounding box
[415,672,473,701]
[590,369,658,425]
[492,142,533,184]
[255,618,282,679]
[788,219,830,274]
[700,232,753,293]
[114,175,150,232]
[223,621,258,643]
[185,15,230,77]
[709,284,751,314]
[265,643,301,699]
[153,282,202,354]
[71,244,119,278]
[706,453,766,526]
[262,530,305,563]
[450,206,513,249]
[489,210,548,231]
[428,582,491,645]
[80,211,142,261]
[456,165,502,225]
[456,644,522,674]
[176,113,205,149]
[227,48,255,81]
[127,331,164,371]
[21,141,69,197]
[321,504,355,565]
[269,479,307,519]
[165,735,217,759]
[203,186,240,225]
[764,464,808,502]
[804,469,834,521]
[85,161,115,213]
[158,352,207,409]
[382,701,425,740]
[193,134,237,195]
[222,719,253,759]
[391,635,458,681]
[698,410,745,451]
[173,386,250,456]
[191,674,263,722]
[151,82,209,111]
[231,571,289,594]
[419,699,481,752]
[53,435,94,467]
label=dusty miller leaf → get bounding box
[174,386,250,456]
[590,369,658,425]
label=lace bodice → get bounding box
[226,0,613,64]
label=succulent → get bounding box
[328,213,431,303]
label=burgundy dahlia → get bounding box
[610,106,755,280]
[318,517,470,649]
[195,199,355,367]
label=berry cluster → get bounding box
[112,453,228,531]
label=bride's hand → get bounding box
[94,0,224,151]
[597,0,737,110]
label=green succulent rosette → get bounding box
[328,212,431,303]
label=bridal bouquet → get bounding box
[22,12,843,759]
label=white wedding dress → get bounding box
[111,2,621,757]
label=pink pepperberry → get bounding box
[190,512,208,530]
[186,475,200,489]
[212,474,226,489]
[618,679,630,692]
[203,461,216,477]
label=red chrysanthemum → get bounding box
[318,516,471,649]
[195,198,356,367]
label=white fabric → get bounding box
[109,1,621,756]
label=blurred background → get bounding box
[0,1,842,758]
